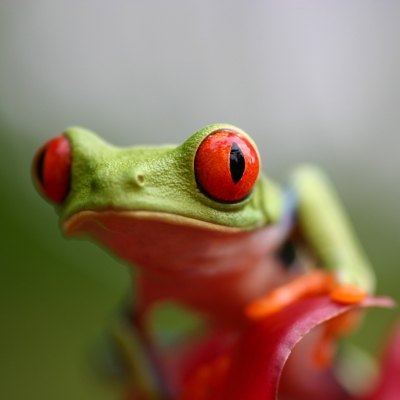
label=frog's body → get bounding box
[33,124,375,399]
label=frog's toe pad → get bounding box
[330,285,368,304]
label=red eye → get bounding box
[194,130,260,202]
[32,135,71,204]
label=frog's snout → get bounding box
[32,134,71,204]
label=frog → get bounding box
[32,124,375,400]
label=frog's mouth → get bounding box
[63,209,279,274]
[63,209,243,236]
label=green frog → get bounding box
[32,124,375,399]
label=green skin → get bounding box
[37,123,376,399]
[58,123,374,293]
[61,124,279,228]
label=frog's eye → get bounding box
[194,129,260,203]
[32,135,71,204]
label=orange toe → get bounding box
[330,285,367,304]
[245,299,283,319]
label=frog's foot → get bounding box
[245,270,336,319]
[245,272,367,368]
[245,270,369,320]
[330,284,368,304]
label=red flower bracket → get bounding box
[220,296,395,400]
[127,296,397,400]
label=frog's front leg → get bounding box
[247,166,376,369]
[291,164,375,295]
[248,165,375,320]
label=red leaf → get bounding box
[220,296,394,400]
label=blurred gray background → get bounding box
[1,1,399,399]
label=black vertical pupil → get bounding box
[36,147,46,186]
[230,142,245,184]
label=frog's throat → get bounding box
[63,210,244,236]
[61,209,283,283]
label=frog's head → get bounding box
[32,125,282,272]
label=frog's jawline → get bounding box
[64,210,244,235]
[63,210,285,277]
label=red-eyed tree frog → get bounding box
[32,124,376,400]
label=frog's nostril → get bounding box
[125,168,146,188]
[32,135,71,203]
[136,174,145,185]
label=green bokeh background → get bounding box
[1,2,400,399]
